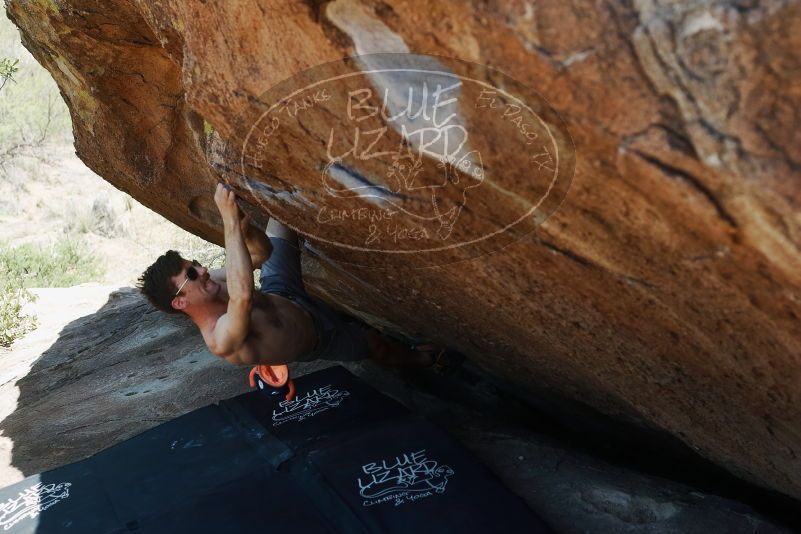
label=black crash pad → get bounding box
[0,366,550,533]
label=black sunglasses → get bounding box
[174,259,201,297]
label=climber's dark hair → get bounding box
[137,250,185,314]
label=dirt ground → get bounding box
[0,143,222,286]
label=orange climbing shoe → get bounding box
[248,364,296,401]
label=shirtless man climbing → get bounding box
[138,183,444,368]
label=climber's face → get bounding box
[170,258,220,311]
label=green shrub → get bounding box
[0,239,105,347]
[0,57,19,90]
[0,275,36,348]
[1,239,103,288]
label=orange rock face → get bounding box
[6,0,801,500]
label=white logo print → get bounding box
[0,482,72,530]
[237,53,576,267]
[358,449,454,507]
[320,79,486,242]
[271,385,350,426]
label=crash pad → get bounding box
[0,366,549,533]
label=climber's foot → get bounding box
[410,344,465,375]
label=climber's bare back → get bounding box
[199,276,317,366]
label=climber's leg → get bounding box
[266,217,298,246]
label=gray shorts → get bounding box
[258,237,370,363]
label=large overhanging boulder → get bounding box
[6,0,801,501]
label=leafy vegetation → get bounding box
[0,275,36,348]
[0,239,105,347]
[0,57,19,91]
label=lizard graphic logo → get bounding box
[237,53,575,266]
[357,449,454,507]
[271,385,350,426]
[0,482,72,530]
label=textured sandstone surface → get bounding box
[0,287,791,532]
[5,0,801,501]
